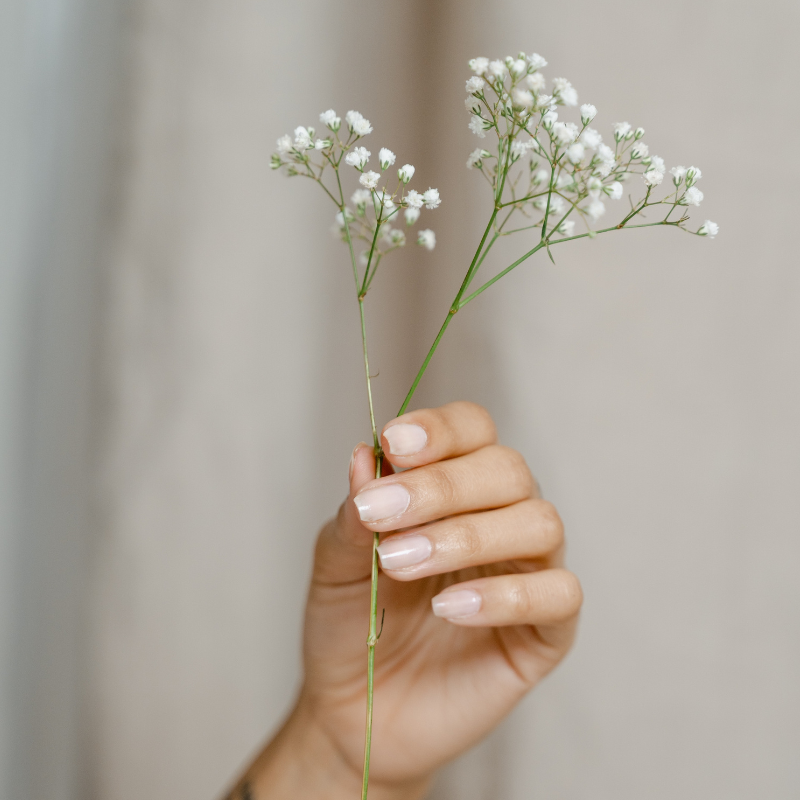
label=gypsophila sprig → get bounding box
[273,51,715,800]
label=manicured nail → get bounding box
[354,483,410,522]
[431,589,482,619]
[349,442,366,483]
[377,535,431,570]
[383,423,428,456]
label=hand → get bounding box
[236,402,582,799]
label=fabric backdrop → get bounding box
[4,1,799,799]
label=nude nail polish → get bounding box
[354,483,410,522]
[431,589,482,619]
[383,423,428,456]
[377,535,431,570]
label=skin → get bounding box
[226,402,583,799]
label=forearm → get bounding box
[223,700,430,800]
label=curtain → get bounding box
[4,1,799,798]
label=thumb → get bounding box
[311,442,382,585]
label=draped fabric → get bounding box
[4,1,800,799]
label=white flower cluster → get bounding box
[463,52,717,240]
[272,108,441,271]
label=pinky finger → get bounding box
[431,568,583,628]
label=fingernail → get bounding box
[349,443,366,483]
[354,483,410,522]
[383,423,428,456]
[377,535,431,570]
[431,589,482,619]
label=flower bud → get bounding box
[634,127,645,139]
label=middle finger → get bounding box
[353,444,535,532]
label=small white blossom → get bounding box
[319,109,340,131]
[567,142,585,164]
[686,166,702,186]
[351,189,371,207]
[527,53,548,70]
[353,117,372,136]
[314,139,330,150]
[345,146,371,169]
[586,198,606,219]
[346,110,363,128]
[417,229,436,250]
[359,170,380,189]
[536,93,555,111]
[542,109,558,128]
[580,127,603,149]
[587,176,603,197]
[510,58,527,77]
[398,164,415,183]
[698,220,719,238]
[557,220,576,236]
[276,134,292,154]
[466,76,485,93]
[422,188,441,209]
[488,59,506,77]
[511,140,533,159]
[525,72,546,93]
[614,121,632,141]
[670,165,687,185]
[335,208,355,228]
[650,155,665,173]
[465,96,481,113]
[405,189,424,208]
[595,143,616,176]
[469,116,488,137]
[469,57,489,75]
[377,190,395,210]
[294,126,313,149]
[533,168,549,185]
[467,148,485,168]
[580,103,597,124]
[552,121,579,145]
[684,186,704,205]
[553,78,578,106]
[382,227,406,246]
[643,167,665,186]
[379,148,396,169]
[631,142,649,159]
[512,88,535,109]
[556,172,575,190]
[404,207,420,225]
[604,181,623,200]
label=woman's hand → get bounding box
[233,402,582,799]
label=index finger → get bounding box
[381,401,497,469]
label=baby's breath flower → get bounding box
[527,53,548,70]
[587,176,603,196]
[319,109,340,131]
[465,96,481,113]
[542,109,558,129]
[469,57,489,75]
[567,142,585,164]
[294,126,313,149]
[525,72,546,93]
[604,181,623,200]
[511,140,532,160]
[314,139,331,150]
[512,88,535,109]
[488,60,506,78]
[614,121,632,141]
[631,142,649,159]
[335,208,355,227]
[533,168,549,185]
[650,156,665,173]
[404,207,420,225]
[351,189,371,208]
[423,188,441,209]
[580,104,597,124]
[346,110,363,129]
[466,76,485,93]
[382,227,406,246]
[417,229,436,250]
[580,127,602,149]
[586,198,606,219]
[510,58,527,77]
[684,186,704,206]
[469,116,488,137]
[553,78,578,106]
[277,134,292,155]
[467,148,484,168]
[670,165,687,185]
[377,190,395,210]
[379,148,396,169]
[345,146,371,169]
[552,121,579,145]
[698,220,719,238]
[643,168,664,186]
[405,189,424,209]
[353,118,372,137]
[557,220,576,236]
[634,127,645,140]
[359,170,380,189]
[398,164,415,184]
[686,166,702,186]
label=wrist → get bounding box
[231,698,430,800]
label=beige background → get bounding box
[3,1,799,799]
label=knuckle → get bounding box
[427,463,459,507]
[452,516,484,562]
[535,500,565,552]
